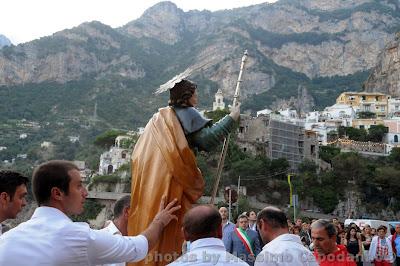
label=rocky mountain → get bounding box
[0,34,11,48]
[0,0,399,128]
[364,32,400,96]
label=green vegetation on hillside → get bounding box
[338,125,388,142]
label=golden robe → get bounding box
[128,107,205,266]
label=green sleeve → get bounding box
[187,115,236,152]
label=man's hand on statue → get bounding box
[229,102,241,121]
[153,197,181,227]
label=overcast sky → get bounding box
[1,0,278,44]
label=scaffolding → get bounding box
[269,118,305,172]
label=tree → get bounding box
[332,152,366,183]
[204,109,230,122]
[374,167,400,199]
[319,146,340,164]
[94,130,125,148]
[367,125,388,142]
[388,147,400,164]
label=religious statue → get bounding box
[127,78,240,266]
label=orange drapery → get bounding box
[127,107,205,266]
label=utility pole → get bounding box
[236,176,241,215]
[228,189,232,222]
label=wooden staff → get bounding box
[210,50,248,204]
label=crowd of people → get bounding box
[290,217,400,266]
[1,164,400,265]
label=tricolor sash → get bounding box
[235,227,255,256]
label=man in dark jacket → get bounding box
[225,214,261,266]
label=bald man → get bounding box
[168,205,247,266]
[219,206,235,248]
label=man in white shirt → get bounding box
[255,206,318,266]
[98,194,131,266]
[0,160,180,266]
[168,205,248,266]
[0,170,29,235]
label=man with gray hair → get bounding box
[311,219,356,266]
[255,206,317,266]
[98,195,131,266]
[103,195,131,236]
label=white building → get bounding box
[320,104,355,127]
[41,141,52,148]
[305,111,319,123]
[212,89,226,111]
[19,133,28,139]
[304,122,338,145]
[98,147,130,175]
[256,108,272,117]
[388,98,400,117]
[278,109,298,120]
[98,137,132,176]
[322,104,355,119]
[68,136,80,143]
[0,146,7,151]
[384,119,400,145]
[16,154,27,159]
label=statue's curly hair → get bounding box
[168,79,197,107]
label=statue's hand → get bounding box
[229,102,241,121]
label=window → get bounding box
[362,95,366,100]
[360,125,365,129]
[311,145,315,155]
[395,135,399,143]
[107,165,113,174]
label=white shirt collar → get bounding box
[190,238,226,251]
[263,233,302,249]
[103,221,122,235]
[31,206,72,222]
[223,220,233,226]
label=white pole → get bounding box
[293,194,296,221]
[229,189,232,222]
[237,176,241,215]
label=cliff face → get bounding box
[0,0,399,125]
[1,0,399,87]
[0,22,145,85]
[0,34,12,48]
[364,32,400,96]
